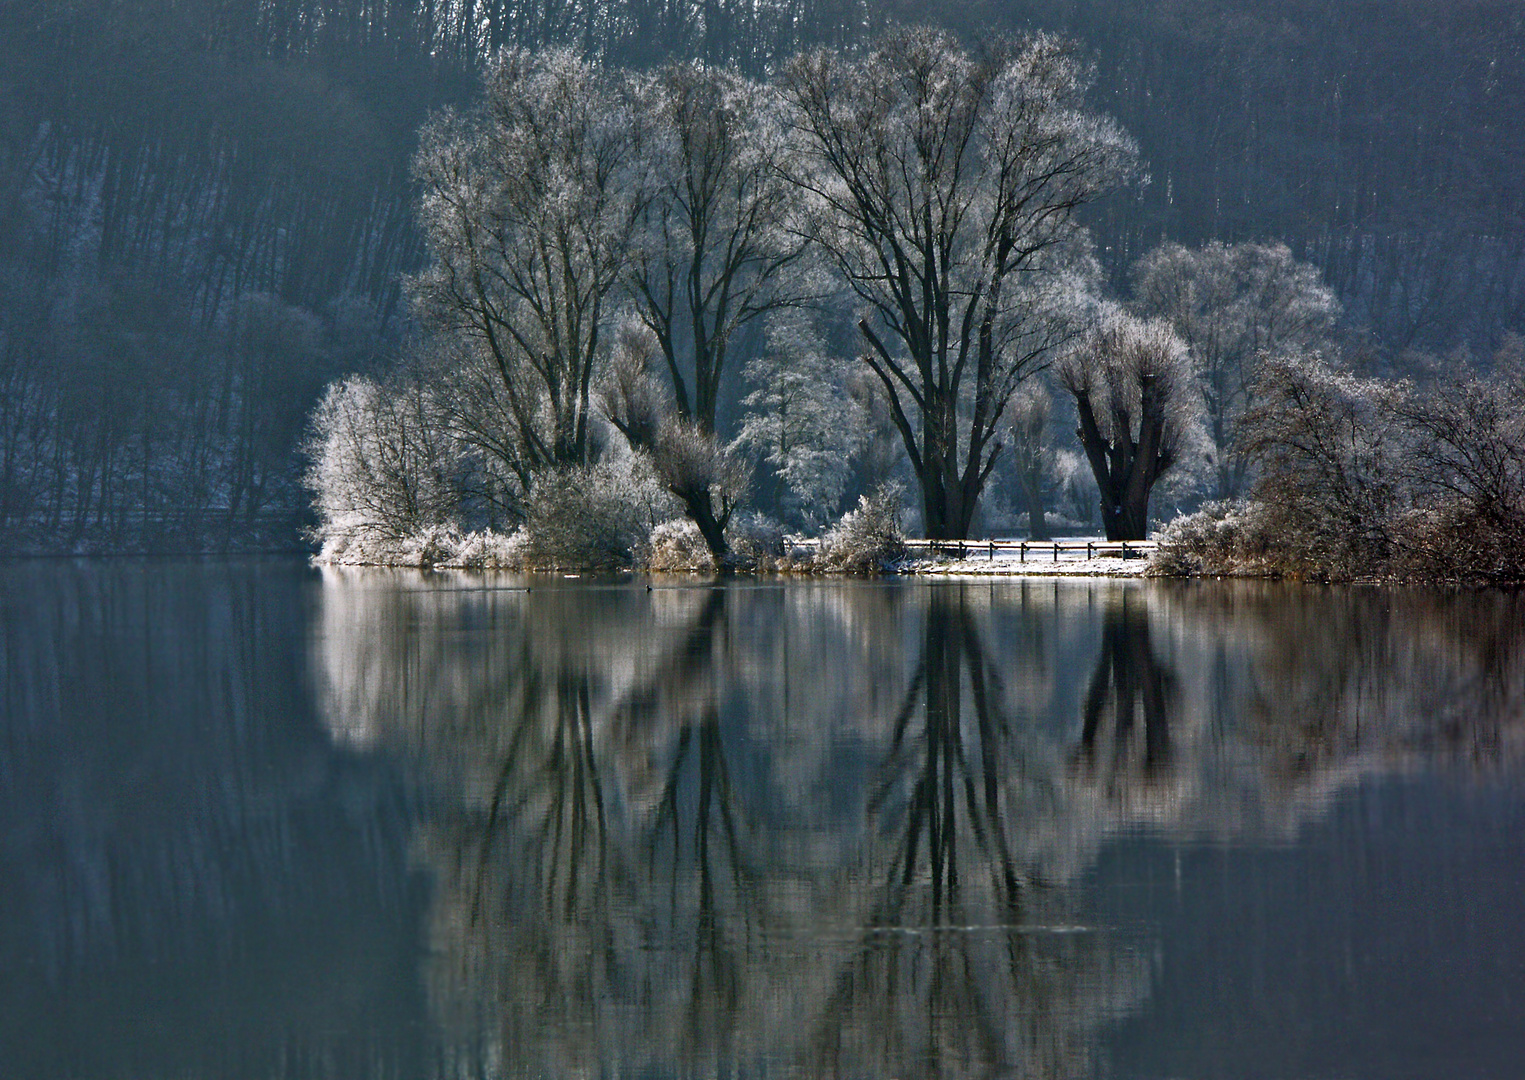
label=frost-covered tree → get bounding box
[411,48,639,483]
[1057,310,1195,540]
[600,322,749,558]
[1004,381,1055,539]
[1237,352,1406,577]
[612,61,809,557]
[302,375,461,552]
[1131,241,1339,499]
[734,314,863,529]
[783,29,1136,539]
[626,61,807,433]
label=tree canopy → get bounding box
[784,29,1136,538]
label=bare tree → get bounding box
[626,61,807,434]
[1057,311,1194,540]
[1132,241,1339,499]
[783,28,1136,539]
[302,375,460,551]
[1238,352,1406,577]
[613,60,808,557]
[1396,361,1525,582]
[411,48,640,483]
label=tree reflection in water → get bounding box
[312,573,1525,1079]
[809,587,1148,1077]
[314,576,1153,1077]
[1073,590,1174,788]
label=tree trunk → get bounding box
[678,484,731,565]
[1016,461,1051,540]
[1075,594,1171,776]
[1074,374,1169,542]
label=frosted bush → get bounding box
[443,528,529,570]
[728,511,788,569]
[1149,501,1280,577]
[313,524,529,569]
[813,485,908,573]
[521,457,675,570]
[640,518,715,572]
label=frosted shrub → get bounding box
[641,518,715,572]
[443,529,529,570]
[303,376,462,560]
[1150,502,1280,577]
[814,485,908,573]
[728,511,788,569]
[396,524,464,568]
[521,457,674,570]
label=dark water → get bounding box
[3,561,1524,1079]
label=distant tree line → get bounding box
[2,0,1522,553]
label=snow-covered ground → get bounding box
[898,537,1156,577]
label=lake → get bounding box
[3,559,1523,1079]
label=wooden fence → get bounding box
[905,538,1157,562]
[789,537,1158,562]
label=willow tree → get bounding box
[411,48,639,496]
[1058,311,1195,541]
[783,29,1136,539]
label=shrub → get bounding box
[1161,355,1525,583]
[727,512,789,570]
[640,518,716,572]
[520,457,674,570]
[441,528,530,570]
[1149,501,1282,577]
[813,484,908,573]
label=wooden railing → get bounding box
[788,537,1158,562]
[904,538,1157,562]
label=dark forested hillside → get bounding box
[2,0,1520,552]
[1067,0,1525,353]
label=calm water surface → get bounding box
[3,559,1524,1079]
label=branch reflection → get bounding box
[311,573,1525,1078]
[813,587,1148,1078]
[1073,589,1175,789]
